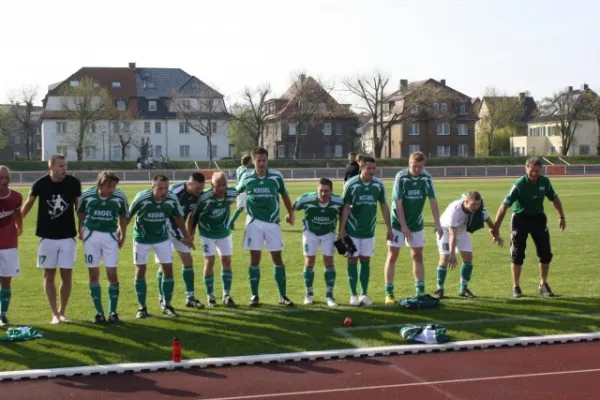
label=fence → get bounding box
[8,165,600,184]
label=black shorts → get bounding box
[509,213,553,265]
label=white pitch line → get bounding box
[389,364,465,400]
[200,368,600,400]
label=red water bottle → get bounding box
[172,337,182,363]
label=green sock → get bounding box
[415,280,425,295]
[385,284,394,296]
[229,207,244,228]
[0,288,11,315]
[347,262,358,296]
[204,274,215,297]
[90,283,104,314]
[303,266,315,296]
[221,269,233,298]
[359,259,370,296]
[162,277,175,306]
[108,283,119,314]
[460,262,473,292]
[182,266,195,300]
[437,266,448,289]
[274,265,286,297]
[324,266,336,298]
[157,270,164,304]
[249,266,260,297]
[134,279,147,308]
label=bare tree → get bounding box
[7,86,39,160]
[133,136,152,160]
[476,87,525,156]
[581,89,600,155]
[110,112,141,161]
[230,84,271,147]
[60,77,115,161]
[170,83,228,161]
[540,88,590,156]
[0,108,10,150]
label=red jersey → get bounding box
[0,189,23,250]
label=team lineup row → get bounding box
[0,149,566,326]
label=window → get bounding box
[144,122,151,133]
[324,123,332,136]
[112,82,121,88]
[117,100,126,111]
[408,144,420,155]
[437,145,451,157]
[579,145,590,155]
[457,124,468,136]
[14,152,20,158]
[458,144,469,157]
[324,145,332,158]
[437,123,450,135]
[155,122,162,134]
[14,135,20,144]
[180,145,190,158]
[88,123,96,134]
[289,122,297,136]
[550,146,556,155]
[207,145,218,157]
[85,146,97,159]
[334,144,343,157]
[382,103,390,115]
[112,122,120,134]
[182,99,191,109]
[56,145,68,155]
[211,121,218,134]
[154,145,162,157]
[179,122,189,133]
[36,141,41,150]
[459,103,467,114]
[70,80,78,87]
[299,123,308,135]
[513,147,521,156]
[334,123,342,136]
[408,123,419,136]
[56,121,66,133]
[111,146,121,160]
[277,145,285,158]
[122,122,130,133]
[410,104,419,114]
[93,82,99,88]
[148,101,157,111]
[433,103,439,113]
[440,103,448,112]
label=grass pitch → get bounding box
[1,177,599,371]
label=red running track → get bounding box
[2,342,600,399]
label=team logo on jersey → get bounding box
[0,210,15,220]
[47,194,69,219]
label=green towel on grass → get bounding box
[400,324,449,344]
[0,327,43,342]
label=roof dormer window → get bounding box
[70,80,79,87]
[112,82,121,88]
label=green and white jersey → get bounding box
[76,187,129,233]
[169,182,201,218]
[236,169,288,224]
[294,192,343,236]
[342,175,387,239]
[502,175,558,215]
[191,187,238,239]
[129,189,184,244]
[391,169,436,232]
[236,166,252,185]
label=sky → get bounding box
[1,0,599,106]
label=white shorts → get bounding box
[0,248,20,277]
[348,236,375,258]
[83,229,119,268]
[201,235,233,257]
[243,217,283,252]
[170,233,191,254]
[237,192,247,208]
[437,229,473,255]
[37,238,77,269]
[134,240,173,265]
[387,229,426,249]
[303,231,335,257]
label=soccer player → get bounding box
[493,157,566,298]
[294,178,343,307]
[127,175,193,318]
[0,166,23,327]
[77,171,129,323]
[384,151,442,303]
[228,154,253,230]
[236,147,295,307]
[163,172,205,309]
[186,172,238,307]
[339,156,392,307]
[435,191,504,299]
[21,154,81,324]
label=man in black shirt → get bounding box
[344,152,360,182]
[21,154,82,324]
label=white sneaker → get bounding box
[359,295,372,307]
[349,295,360,306]
[326,297,338,307]
[304,295,314,305]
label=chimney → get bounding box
[400,79,408,90]
[567,86,573,92]
[440,79,446,86]
[582,83,589,91]
[129,62,136,70]
[299,73,306,83]
[519,92,526,100]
